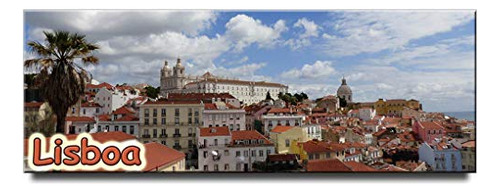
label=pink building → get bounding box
[413,121,446,143]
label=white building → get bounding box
[80,102,103,117]
[94,86,140,114]
[203,102,246,131]
[197,127,275,172]
[65,116,96,134]
[95,107,140,138]
[159,58,288,104]
[262,108,305,135]
[359,107,376,121]
[301,124,322,140]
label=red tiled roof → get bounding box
[344,161,378,172]
[115,114,139,122]
[267,154,298,162]
[199,127,231,137]
[112,106,135,115]
[419,121,445,130]
[268,108,292,114]
[98,114,111,121]
[86,82,114,90]
[66,116,95,123]
[300,140,345,153]
[204,103,217,110]
[25,102,43,108]
[270,125,294,133]
[143,142,185,172]
[144,99,202,105]
[306,159,353,172]
[231,130,272,145]
[167,93,236,100]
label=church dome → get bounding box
[337,77,352,96]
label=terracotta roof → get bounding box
[419,121,445,130]
[270,125,294,133]
[300,140,345,153]
[24,132,136,156]
[86,82,114,90]
[25,102,43,108]
[98,114,111,121]
[231,130,273,145]
[115,114,139,122]
[267,154,298,162]
[185,78,286,87]
[143,142,185,172]
[344,161,378,172]
[112,106,135,115]
[268,108,292,114]
[204,103,217,110]
[306,159,353,172]
[166,93,236,100]
[66,116,95,123]
[144,99,202,105]
[199,127,231,137]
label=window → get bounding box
[161,108,166,117]
[161,118,166,125]
[129,126,134,135]
[309,154,314,160]
[161,141,166,145]
[259,150,264,157]
[326,153,331,159]
[203,151,208,158]
[122,126,126,132]
[204,165,208,171]
[244,151,248,157]
[153,118,157,125]
[144,109,149,117]
[144,118,149,125]
[214,164,219,172]
[236,151,241,157]
[97,125,102,132]
[224,150,229,156]
[114,126,119,131]
[251,150,256,157]
[285,139,290,147]
[153,129,157,138]
[175,108,180,116]
[224,164,229,171]
[214,139,218,146]
[153,109,157,117]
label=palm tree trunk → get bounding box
[56,111,67,133]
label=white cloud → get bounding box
[25,11,217,38]
[321,11,474,56]
[294,18,320,38]
[281,60,336,79]
[225,14,287,51]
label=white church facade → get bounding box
[160,58,288,105]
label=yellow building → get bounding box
[139,99,204,155]
[374,99,421,116]
[460,140,475,172]
[290,140,346,161]
[269,125,308,154]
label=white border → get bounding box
[2,0,498,192]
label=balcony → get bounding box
[173,145,182,150]
[188,133,195,137]
[160,134,168,138]
[173,133,181,138]
[142,134,151,138]
[152,134,158,138]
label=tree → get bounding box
[265,91,272,100]
[338,96,347,108]
[25,31,99,133]
[300,92,308,100]
[145,86,160,99]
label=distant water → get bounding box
[443,111,475,121]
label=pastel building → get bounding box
[197,127,275,172]
[202,102,246,131]
[418,141,462,172]
[413,121,446,143]
[262,108,305,136]
[269,126,308,154]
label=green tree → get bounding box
[25,31,99,133]
[338,96,347,108]
[145,86,160,99]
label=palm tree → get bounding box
[24,31,99,133]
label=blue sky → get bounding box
[24,10,475,112]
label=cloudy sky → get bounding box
[23,10,475,112]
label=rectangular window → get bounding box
[114,126,119,131]
[122,126,126,132]
[161,108,166,117]
[129,126,134,135]
[224,164,229,171]
[259,150,264,157]
[175,108,180,116]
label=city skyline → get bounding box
[24,10,475,112]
